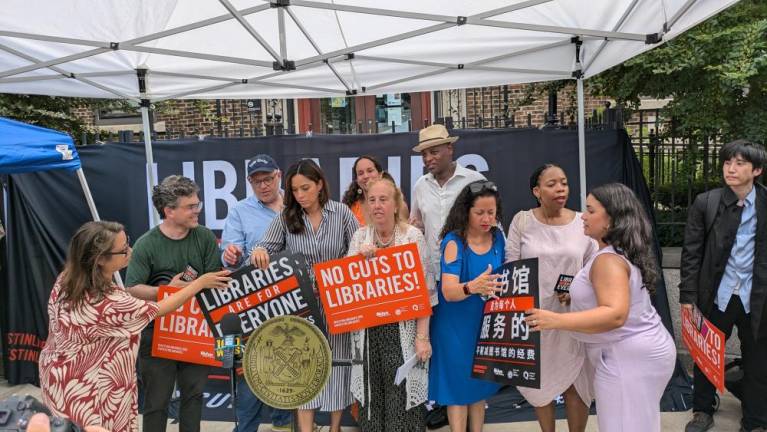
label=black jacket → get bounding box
[679,184,767,339]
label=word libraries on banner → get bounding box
[152,285,220,366]
[314,242,432,334]
[196,252,325,338]
[472,258,541,389]
[681,305,725,392]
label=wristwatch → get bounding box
[462,283,471,296]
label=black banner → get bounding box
[196,252,325,338]
[472,258,540,388]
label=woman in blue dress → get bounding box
[429,180,505,432]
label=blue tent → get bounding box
[0,116,103,221]
[0,117,117,279]
[0,117,81,174]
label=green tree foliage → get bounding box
[0,94,131,143]
[0,94,88,138]
[589,0,767,143]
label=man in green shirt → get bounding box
[126,175,221,432]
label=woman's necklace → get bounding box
[374,225,397,247]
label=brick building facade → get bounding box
[72,83,612,140]
[457,84,611,129]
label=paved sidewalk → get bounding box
[1,379,742,431]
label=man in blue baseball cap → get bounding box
[220,154,291,431]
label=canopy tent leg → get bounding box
[577,76,586,211]
[138,69,160,226]
[76,167,124,288]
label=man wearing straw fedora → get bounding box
[409,124,486,288]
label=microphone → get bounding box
[215,313,243,369]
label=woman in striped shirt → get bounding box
[251,159,359,432]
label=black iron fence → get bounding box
[626,109,724,247]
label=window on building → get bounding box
[95,101,141,126]
[376,93,411,133]
[320,97,355,134]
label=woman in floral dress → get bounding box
[39,221,230,432]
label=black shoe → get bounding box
[740,427,767,432]
[685,412,714,432]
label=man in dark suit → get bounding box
[681,140,767,432]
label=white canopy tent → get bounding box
[0,0,740,209]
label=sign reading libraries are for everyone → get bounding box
[196,252,325,338]
[152,285,220,366]
[681,305,725,392]
[472,258,541,389]
[314,243,432,334]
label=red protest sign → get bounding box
[152,285,221,367]
[314,242,432,334]
[681,305,725,393]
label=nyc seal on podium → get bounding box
[243,315,331,409]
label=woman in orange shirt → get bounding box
[342,155,407,225]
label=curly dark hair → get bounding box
[152,175,199,219]
[590,183,658,293]
[341,156,384,206]
[439,181,503,241]
[283,159,330,234]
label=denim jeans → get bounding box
[234,375,293,431]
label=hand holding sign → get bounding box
[169,272,191,287]
[196,270,233,290]
[358,243,378,259]
[251,247,270,269]
[524,308,559,331]
[223,244,243,267]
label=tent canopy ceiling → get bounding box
[0,0,738,101]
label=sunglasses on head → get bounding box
[468,181,498,195]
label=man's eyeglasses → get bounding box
[468,181,498,195]
[178,201,204,211]
[249,175,277,187]
[105,235,131,256]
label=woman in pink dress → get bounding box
[525,183,676,432]
[506,164,595,432]
[39,221,230,432]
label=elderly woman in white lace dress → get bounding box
[347,177,437,432]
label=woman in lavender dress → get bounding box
[525,183,676,432]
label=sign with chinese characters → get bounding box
[471,258,540,388]
[681,305,725,392]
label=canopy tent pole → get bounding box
[75,167,125,288]
[573,38,587,211]
[577,77,586,211]
[138,68,160,226]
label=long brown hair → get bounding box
[342,155,383,206]
[283,159,330,234]
[590,183,658,293]
[59,221,124,307]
